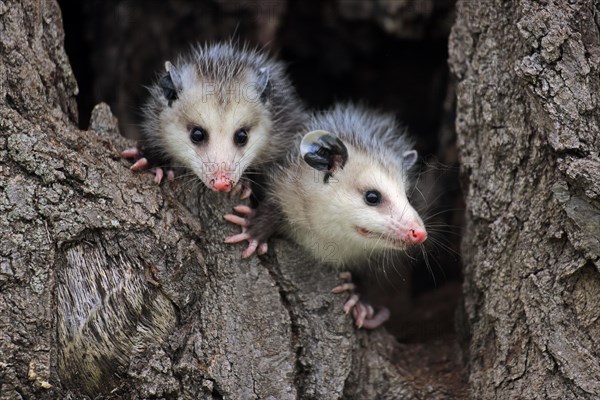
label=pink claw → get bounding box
[338,271,352,280]
[154,167,164,184]
[257,242,268,255]
[224,214,248,227]
[240,186,252,200]
[343,294,360,314]
[242,240,259,258]
[224,232,250,243]
[352,303,377,329]
[131,157,149,171]
[353,303,368,328]
[331,282,356,294]
[233,205,253,215]
[167,170,175,181]
[121,147,141,159]
[361,308,391,330]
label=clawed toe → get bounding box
[352,303,376,328]
[233,205,253,215]
[343,294,360,314]
[224,232,251,244]
[131,157,149,171]
[240,185,252,200]
[121,147,141,159]
[353,303,368,328]
[242,240,259,258]
[331,282,356,294]
[154,168,175,184]
[257,242,268,255]
[361,308,390,330]
[224,214,248,227]
[154,167,164,184]
[167,170,175,181]
[152,167,174,184]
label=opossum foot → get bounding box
[224,205,268,258]
[121,147,175,184]
[229,179,252,200]
[331,272,390,329]
[151,167,175,184]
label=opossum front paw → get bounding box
[121,147,175,184]
[229,179,252,200]
[224,205,268,258]
[331,271,390,329]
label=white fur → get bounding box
[159,73,273,188]
[276,143,424,266]
[140,42,305,190]
[259,104,426,267]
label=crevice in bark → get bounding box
[261,253,307,395]
[56,0,464,356]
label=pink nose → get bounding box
[408,228,428,244]
[211,177,233,192]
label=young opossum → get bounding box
[122,42,305,194]
[225,104,427,328]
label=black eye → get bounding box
[364,190,382,206]
[190,127,207,144]
[234,129,249,146]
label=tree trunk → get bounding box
[1,1,462,399]
[449,0,600,399]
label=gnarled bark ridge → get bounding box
[450,0,600,398]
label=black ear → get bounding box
[256,67,270,102]
[300,130,348,183]
[402,150,418,170]
[159,61,183,106]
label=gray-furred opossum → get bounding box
[122,42,305,195]
[226,103,428,329]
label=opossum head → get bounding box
[300,130,427,258]
[156,58,273,192]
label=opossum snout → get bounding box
[407,227,428,244]
[390,215,428,245]
[210,175,235,192]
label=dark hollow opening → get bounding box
[58,0,464,382]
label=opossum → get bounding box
[122,42,305,195]
[225,104,427,329]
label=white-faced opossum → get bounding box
[122,42,305,194]
[225,103,427,328]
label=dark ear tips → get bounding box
[160,61,182,106]
[300,130,348,183]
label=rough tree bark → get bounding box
[0,1,462,399]
[450,0,600,399]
